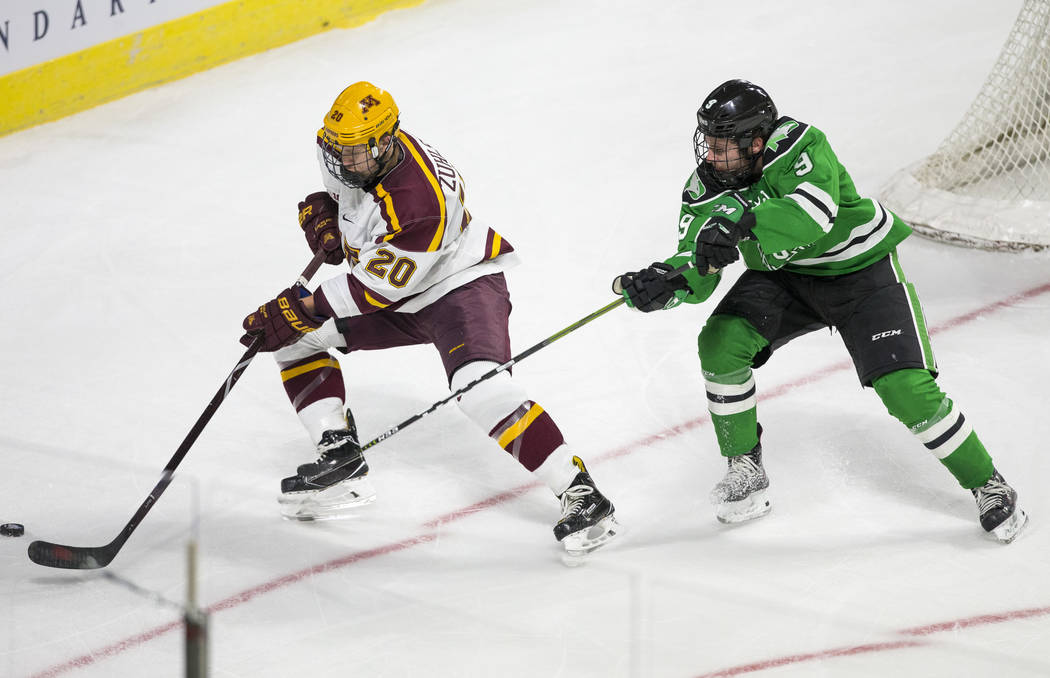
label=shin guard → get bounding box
[873,369,995,489]
[699,315,768,456]
[452,361,568,478]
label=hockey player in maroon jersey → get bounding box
[240,82,618,557]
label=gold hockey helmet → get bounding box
[322,81,400,151]
[321,82,400,188]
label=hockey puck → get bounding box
[1,523,25,537]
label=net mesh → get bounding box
[881,0,1050,250]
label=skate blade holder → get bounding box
[560,515,622,567]
[715,490,772,525]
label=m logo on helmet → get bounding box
[359,95,381,115]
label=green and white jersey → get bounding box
[666,117,912,305]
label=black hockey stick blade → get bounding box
[27,539,118,570]
[27,339,256,569]
[27,250,327,570]
[28,469,175,569]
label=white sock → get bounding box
[297,397,346,446]
[533,444,584,496]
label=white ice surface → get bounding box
[2,1,1049,677]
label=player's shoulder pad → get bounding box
[368,133,452,252]
[760,116,819,170]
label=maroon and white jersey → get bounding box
[312,129,518,318]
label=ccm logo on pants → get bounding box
[872,329,902,341]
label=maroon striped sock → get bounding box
[489,401,566,472]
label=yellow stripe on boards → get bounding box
[281,357,340,382]
[497,403,545,449]
[1,0,424,137]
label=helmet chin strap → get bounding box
[370,121,400,160]
[740,141,761,178]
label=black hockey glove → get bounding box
[693,211,756,274]
[613,262,689,312]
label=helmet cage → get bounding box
[322,122,400,189]
[693,128,762,190]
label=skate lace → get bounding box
[299,431,363,481]
[560,484,595,518]
[725,454,763,484]
[712,452,766,502]
[974,478,1009,514]
[317,430,359,460]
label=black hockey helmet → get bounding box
[693,79,778,189]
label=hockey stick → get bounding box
[358,263,705,452]
[28,250,328,570]
[359,296,626,451]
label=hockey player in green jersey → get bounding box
[615,79,1027,543]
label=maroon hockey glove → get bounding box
[240,288,324,352]
[298,191,344,265]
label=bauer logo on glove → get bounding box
[241,288,324,351]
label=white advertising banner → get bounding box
[1,0,230,76]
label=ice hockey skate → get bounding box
[278,427,376,521]
[972,470,1028,544]
[554,471,620,563]
[711,443,771,524]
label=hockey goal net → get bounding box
[881,0,1050,251]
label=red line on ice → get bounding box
[693,605,1050,678]
[30,280,1050,678]
[692,640,927,678]
[899,605,1050,636]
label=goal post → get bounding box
[880,0,1050,251]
